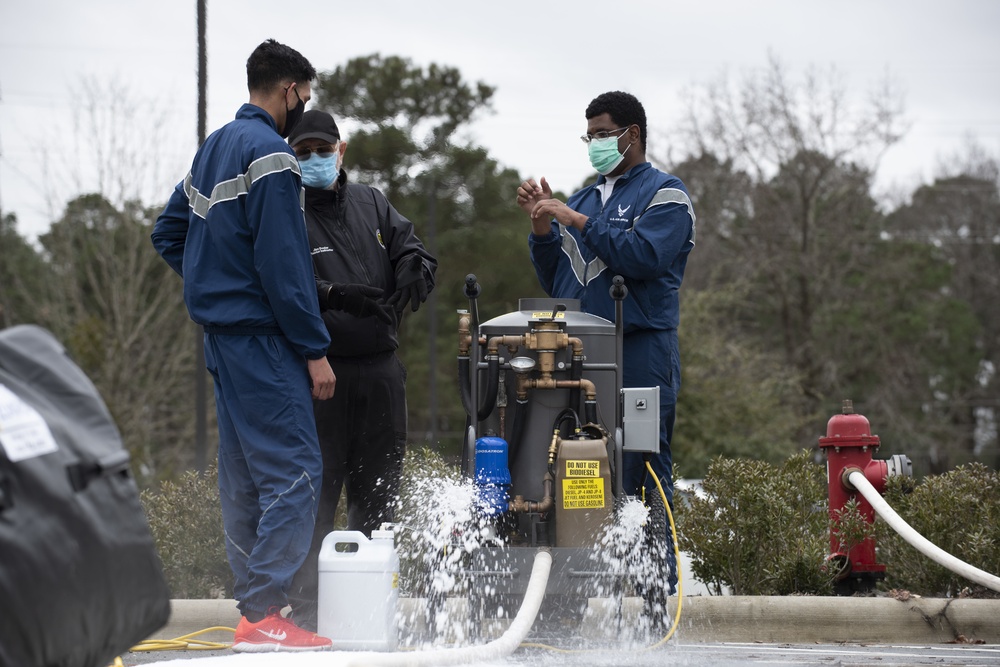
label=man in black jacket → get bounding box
[286,110,437,631]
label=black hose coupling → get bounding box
[464,274,481,299]
[610,275,628,301]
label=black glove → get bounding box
[323,283,393,324]
[385,255,430,313]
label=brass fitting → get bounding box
[567,337,584,355]
[457,312,472,356]
[546,429,560,467]
[561,378,597,401]
[508,472,554,514]
[487,335,525,355]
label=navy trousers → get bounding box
[205,333,323,617]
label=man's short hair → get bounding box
[246,39,316,94]
[586,91,647,151]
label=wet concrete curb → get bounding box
[151,596,1000,645]
[652,596,1000,643]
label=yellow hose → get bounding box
[640,458,683,650]
[106,626,235,666]
[132,626,235,652]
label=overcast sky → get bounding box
[1,0,998,241]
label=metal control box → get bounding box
[621,386,660,453]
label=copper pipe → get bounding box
[487,334,525,355]
[565,378,597,401]
[524,377,597,401]
[567,337,584,355]
[509,472,554,514]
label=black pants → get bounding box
[288,351,407,631]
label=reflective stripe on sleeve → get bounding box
[633,187,697,244]
[560,230,606,287]
[184,152,302,220]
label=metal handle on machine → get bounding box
[610,276,628,497]
[542,302,566,322]
[610,276,627,426]
[464,274,482,478]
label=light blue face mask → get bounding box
[299,153,340,189]
[588,131,633,175]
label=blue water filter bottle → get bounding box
[475,436,511,516]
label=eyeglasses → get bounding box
[294,144,337,161]
[580,126,631,144]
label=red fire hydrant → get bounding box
[818,400,911,594]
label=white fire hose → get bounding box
[847,470,1000,592]
[344,548,553,667]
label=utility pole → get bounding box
[194,0,208,473]
[427,177,438,449]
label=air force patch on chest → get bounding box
[609,203,633,224]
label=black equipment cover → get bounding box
[0,325,170,667]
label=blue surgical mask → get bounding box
[299,153,339,189]
[588,134,632,175]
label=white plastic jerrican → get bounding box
[317,528,399,651]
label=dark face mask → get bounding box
[281,87,305,138]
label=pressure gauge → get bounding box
[508,357,536,374]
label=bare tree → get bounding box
[676,52,907,184]
[39,77,188,230]
[40,196,198,482]
[17,80,207,484]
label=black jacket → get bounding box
[306,170,437,357]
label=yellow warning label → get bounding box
[531,311,566,319]
[565,459,600,477]
[562,478,605,509]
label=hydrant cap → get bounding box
[824,400,876,439]
[826,412,872,438]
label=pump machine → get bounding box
[452,275,670,629]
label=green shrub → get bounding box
[677,450,835,595]
[831,497,876,556]
[141,465,229,599]
[878,463,1000,597]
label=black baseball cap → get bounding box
[287,109,340,145]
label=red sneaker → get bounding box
[232,612,333,652]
